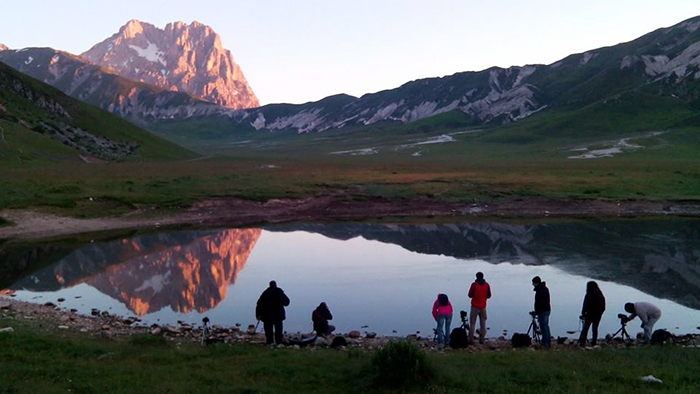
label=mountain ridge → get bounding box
[81,19,258,109]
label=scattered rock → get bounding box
[0,327,14,334]
[57,298,65,303]
[70,309,78,313]
[162,326,181,335]
[151,327,162,336]
[365,332,377,339]
[315,337,329,347]
[0,301,11,310]
[641,375,663,384]
[91,309,100,316]
[43,302,56,308]
[58,325,69,330]
[348,330,361,339]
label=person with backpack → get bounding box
[468,272,492,344]
[255,280,291,347]
[532,276,551,348]
[624,301,662,343]
[432,293,453,348]
[312,302,335,337]
[578,281,606,347]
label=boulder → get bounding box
[151,327,162,336]
[57,298,65,303]
[44,302,56,308]
[0,301,11,310]
[315,336,329,347]
[348,330,361,339]
[58,325,69,330]
[0,327,14,334]
[365,332,377,339]
[162,326,181,335]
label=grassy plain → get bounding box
[0,317,698,394]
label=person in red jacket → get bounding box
[468,272,492,344]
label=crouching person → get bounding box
[312,302,335,337]
[625,301,661,343]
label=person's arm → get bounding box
[468,283,475,298]
[432,300,439,321]
[325,308,333,321]
[255,297,262,320]
[581,294,589,317]
[282,292,290,307]
[487,283,492,299]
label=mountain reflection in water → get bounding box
[1,219,699,334]
[6,229,261,315]
[271,220,700,309]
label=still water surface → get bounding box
[2,220,699,339]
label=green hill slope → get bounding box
[0,62,196,164]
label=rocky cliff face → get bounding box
[82,20,259,109]
[0,48,222,122]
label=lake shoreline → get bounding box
[2,296,699,352]
[2,195,699,240]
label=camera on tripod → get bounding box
[529,311,537,318]
[617,313,629,324]
[460,310,468,323]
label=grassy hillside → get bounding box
[0,62,196,164]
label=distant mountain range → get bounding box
[2,16,700,141]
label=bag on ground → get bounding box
[511,333,532,348]
[449,327,469,349]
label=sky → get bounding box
[2,1,700,105]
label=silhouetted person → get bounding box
[532,276,551,348]
[468,272,492,344]
[256,280,290,346]
[578,281,606,347]
[432,293,453,347]
[625,301,661,343]
[312,302,335,337]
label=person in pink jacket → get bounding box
[432,293,454,347]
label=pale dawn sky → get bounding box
[2,0,700,105]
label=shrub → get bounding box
[370,340,436,389]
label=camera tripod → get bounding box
[527,312,541,343]
[608,317,632,343]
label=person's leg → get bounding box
[469,306,478,343]
[538,312,551,347]
[263,321,274,345]
[579,318,592,347]
[274,320,284,345]
[327,325,335,335]
[436,315,445,345]
[591,315,601,346]
[479,308,487,343]
[643,316,659,343]
[444,314,452,346]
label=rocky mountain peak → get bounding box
[81,20,259,109]
[0,44,8,51]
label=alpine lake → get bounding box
[2,219,699,341]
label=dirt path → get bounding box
[1,196,700,240]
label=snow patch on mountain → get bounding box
[128,42,166,66]
[24,56,33,65]
[580,52,597,65]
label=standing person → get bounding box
[312,302,335,337]
[432,293,453,348]
[255,280,290,347]
[624,301,662,343]
[468,272,492,344]
[578,281,606,347]
[532,276,551,348]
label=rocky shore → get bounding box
[3,296,700,351]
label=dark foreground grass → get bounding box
[1,319,699,394]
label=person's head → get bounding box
[319,302,327,309]
[476,272,484,280]
[586,281,599,293]
[624,302,635,313]
[438,293,449,306]
[269,280,277,288]
[532,276,542,287]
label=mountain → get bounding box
[160,15,700,136]
[82,20,258,109]
[0,61,195,162]
[0,47,224,123]
[0,44,8,52]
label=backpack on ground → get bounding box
[511,333,532,348]
[650,329,672,345]
[330,336,348,349]
[449,327,469,349]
